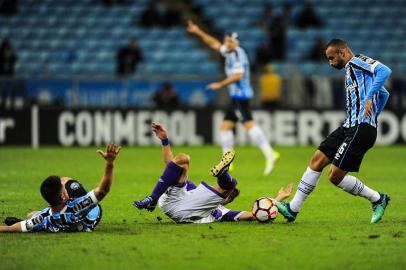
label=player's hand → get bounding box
[207,82,222,91]
[275,182,293,202]
[186,20,200,34]
[151,122,168,140]
[364,99,373,118]
[97,144,121,164]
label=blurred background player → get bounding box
[0,144,120,233]
[277,38,391,224]
[186,20,279,176]
[133,122,292,223]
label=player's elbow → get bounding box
[234,73,243,81]
[210,43,221,51]
[95,187,110,201]
[384,66,392,79]
[377,64,392,79]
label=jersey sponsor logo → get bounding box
[25,214,45,230]
[334,142,348,160]
[73,197,93,212]
[31,215,44,226]
[358,55,376,65]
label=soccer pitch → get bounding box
[0,146,405,270]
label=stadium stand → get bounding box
[0,0,405,77]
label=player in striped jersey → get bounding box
[277,38,391,223]
[0,144,120,233]
[187,20,279,176]
[3,178,103,231]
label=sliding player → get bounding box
[133,123,292,223]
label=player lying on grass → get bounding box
[0,144,121,233]
[277,38,391,224]
[133,122,292,223]
[3,178,103,230]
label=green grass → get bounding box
[0,146,405,270]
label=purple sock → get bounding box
[150,162,183,202]
[211,209,241,222]
[220,210,242,222]
[217,172,237,190]
[185,180,197,191]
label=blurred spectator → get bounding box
[268,15,287,61]
[139,1,161,27]
[259,65,282,108]
[0,39,18,77]
[308,37,326,62]
[162,5,183,27]
[296,2,323,29]
[152,82,180,109]
[116,39,143,77]
[282,3,295,26]
[0,0,18,16]
[260,3,275,27]
[254,41,272,71]
[267,3,293,61]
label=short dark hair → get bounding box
[40,176,62,207]
[225,32,239,41]
[326,38,348,50]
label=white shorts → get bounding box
[158,181,232,223]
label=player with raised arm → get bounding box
[133,122,292,223]
[187,20,279,176]
[0,144,121,233]
[3,178,103,229]
[277,38,391,223]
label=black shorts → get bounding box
[318,123,377,172]
[224,99,253,123]
[65,179,88,198]
[65,179,102,230]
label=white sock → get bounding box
[220,130,234,153]
[337,175,380,202]
[290,167,322,212]
[248,125,274,161]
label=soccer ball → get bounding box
[252,197,278,223]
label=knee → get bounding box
[309,153,329,171]
[173,153,190,167]
[220,121,234,131]
[328,169,344,185]
[243,121,254,131]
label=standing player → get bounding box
[277,38,391,223]
[133,122,292,223]
[186,20,279,175]
[0,144,120,233]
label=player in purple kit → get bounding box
[133,122,292,223]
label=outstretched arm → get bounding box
[0,222,22,233]
[94,144,121,201]
[187,20,222,51]
[275,183,293,202]
[152,122,173,164]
